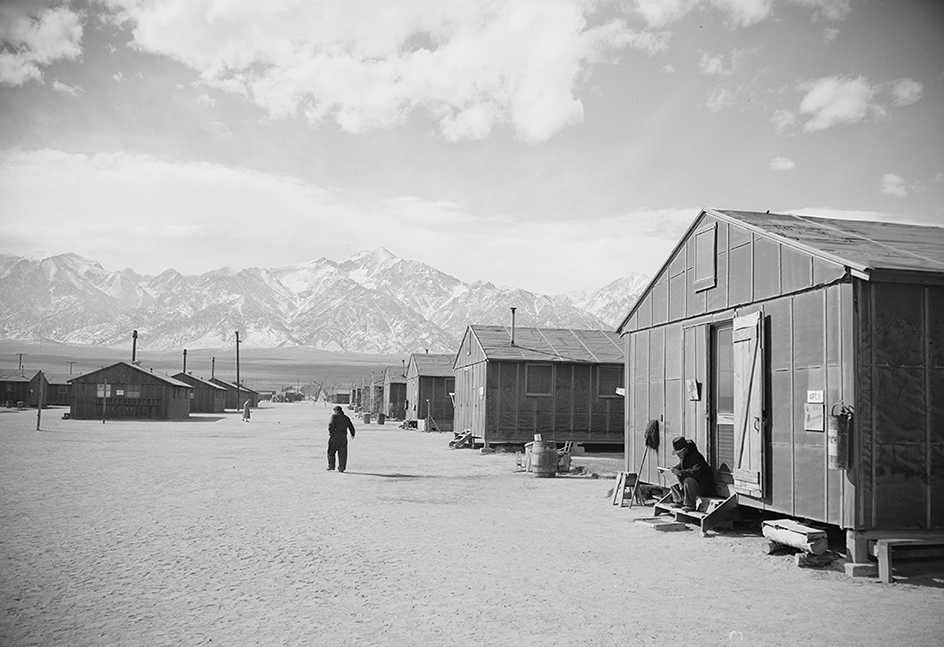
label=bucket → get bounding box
[530,440,558,478]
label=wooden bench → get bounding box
[873,538,944,584]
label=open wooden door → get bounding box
[732,311,764,498]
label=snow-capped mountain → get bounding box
[0,250,648,354]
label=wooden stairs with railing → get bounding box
[653,492,739,534]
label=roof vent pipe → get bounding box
[211,356,216,378]
[132,330,138,364]
[182,349,187,374]
[510,307,516,346]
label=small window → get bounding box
[693,223,717,291]
[598,366,623,398]
[445,377,455,394]
[526,364,553,396]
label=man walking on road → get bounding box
[327,405,356,472]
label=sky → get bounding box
[0,0,942,295]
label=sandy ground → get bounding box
[1,402,942,647]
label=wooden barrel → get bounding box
[530,440,558,478]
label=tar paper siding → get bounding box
[383,369,407,419]
[624,212,854,527]
[173,373,225,413]
[855,281,944,531]
[71,364,191,420]
[405,376,455,431]
[455,330,623,444]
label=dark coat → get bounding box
[328,411,356,439]
[675,442,713,494]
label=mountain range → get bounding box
[0,250,648,355]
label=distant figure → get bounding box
[327,405,356,472]
[669,436,713,512]
[242,399,251,422]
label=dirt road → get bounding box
[1,403,941,646]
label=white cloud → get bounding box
[770,108,796,133]
[699,48,753,76]
[629,0,772,28]
[769,157,795,171]
[52,79,81,95]
[798,76,876,132]
[208,121,232,137]
[890,78,922,106]
[706,86,737,111]
[0,5,84,86]
[711,0,773,27]
[98,0,666,143]
[196,93,216,107]
[821,26,840,43]
[662,64,676,74]
[880,173,907,198]
[796,75,923,132]
[789,0,851,22]
[0,149,694,293]
[934,172,944,184]
[112,72,123,82]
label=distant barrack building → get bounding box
[383,365,407,420]
[454,326,624,445]
[405,352,456,432]
[69,362,192,420]
[173,372,227,413]
[209,377,260,409]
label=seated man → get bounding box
[670,436,713,512]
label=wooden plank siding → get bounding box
[455,325,624,445]
[70,362,192,420]
[621,211,854,527]
[620,208,944,534]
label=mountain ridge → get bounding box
[0,251,648,354]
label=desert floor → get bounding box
[1,402,942,647]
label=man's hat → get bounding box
[333,405,342,412]
[671,436,689,455]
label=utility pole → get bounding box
[67,361,76,375]
[36,371,44,431]
[235,331,241,411]
[16,353,26,372]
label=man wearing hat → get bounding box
[327,405,356,472]
[669,436,713,512]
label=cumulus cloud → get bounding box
[0,149,693,293]
[789,0,851,22]
[52,79,81,95]
[196,93,216,107]
[97,0,669,143]
[769,157,795,171]
[770,108,796,133]
[630,0,772,28]
[699,48,754,76]
[880,173,907,198]
[890,78,923,106]
[795,75,922,132]
[711,0,773,27]
[706,86,737,111]
[0,4,84,86]
[208,121,232,137]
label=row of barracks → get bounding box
[63,362,260,420]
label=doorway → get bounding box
[710,323,735,484]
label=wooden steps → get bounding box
[653,493,738,534]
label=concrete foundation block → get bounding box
[844,561,878,578]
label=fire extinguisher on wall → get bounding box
[827,403,854,470]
